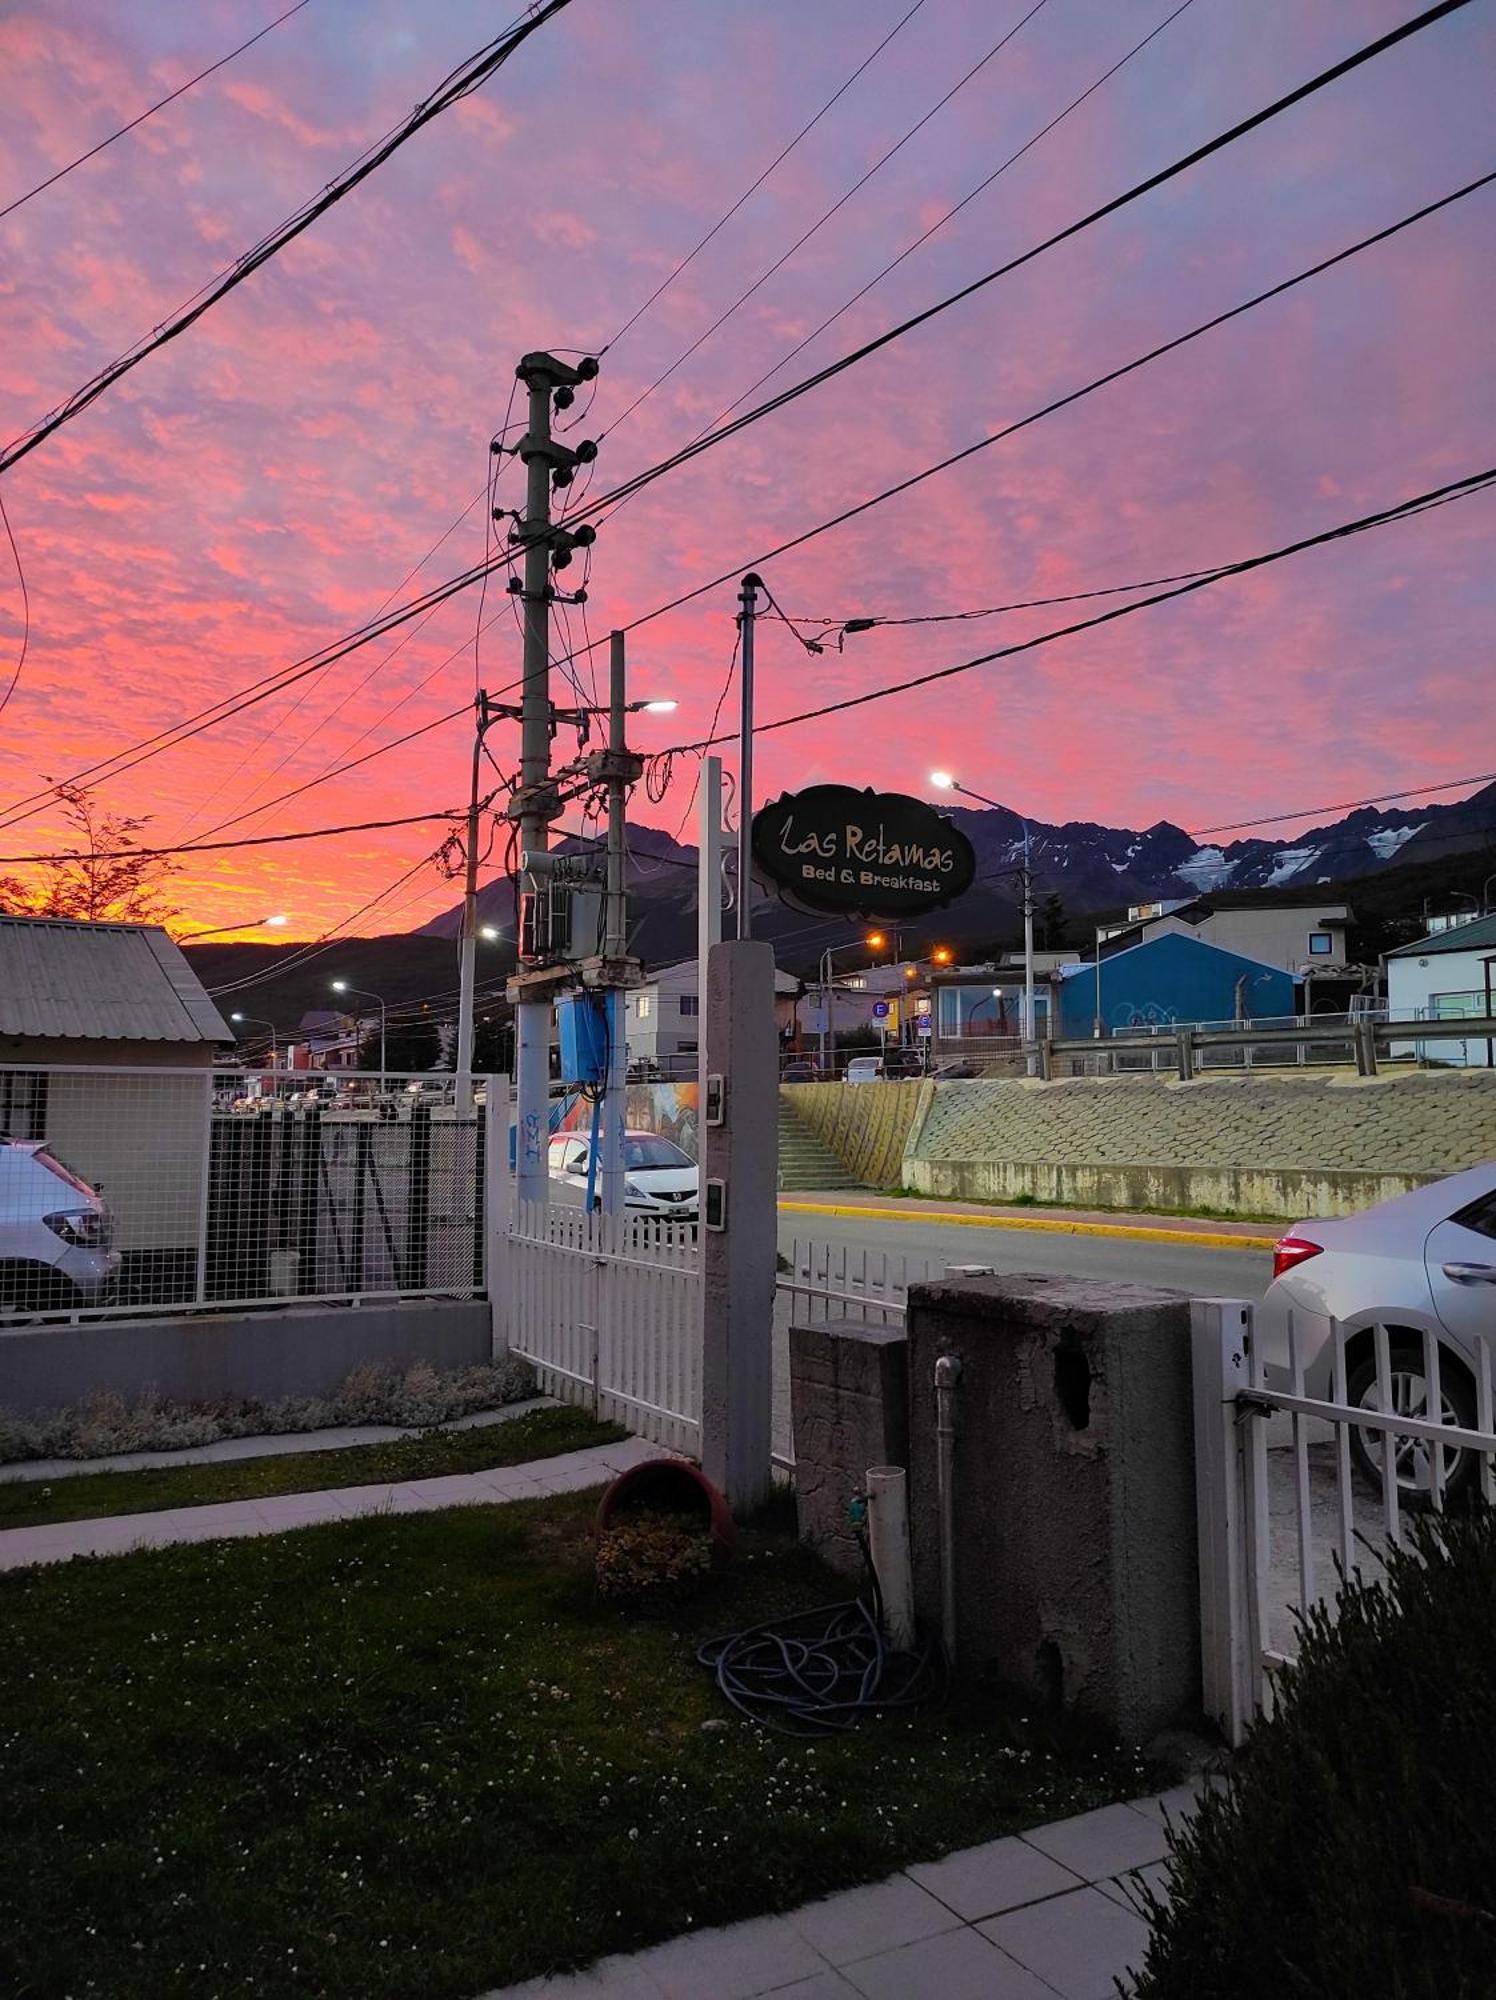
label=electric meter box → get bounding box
[557,992,609,1087]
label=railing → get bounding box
[1193,1298,1496,1747]
[506,1198,701,1454]
[0,1063,485,1323]
[1042,1014,1496,1082]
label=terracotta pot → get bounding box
[594,1458,736,1565]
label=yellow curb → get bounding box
[776,1198,1276,1253]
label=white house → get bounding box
[1098,895,1352,979]
[625,958,801,1073]
[1386,912,1496,1067]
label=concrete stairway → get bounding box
[777,1101,861,1192]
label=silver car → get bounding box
[547,1130,698,1220]
[1258,1161,1496,1499]
[0,1139,121,1314]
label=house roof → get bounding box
[0,915,234,1043]
[1057,928,1290,982]
[1387,911,1496,959]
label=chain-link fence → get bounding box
[0,1065,485,1319]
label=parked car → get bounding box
[843,1055,884,1084]
[1258,1161,1496,1501]
[781,1059,820,1082]
[0,1139,121,1314]
[547,1129,698,1219]
[883,1047,926,1080]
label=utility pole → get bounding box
[455,688,495,1118]
[597,631,634,1214]
[1020,821,1036,1051]
[736,573,761,940]
[504,350,598,1204]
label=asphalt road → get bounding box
[775,1205,1272,1302]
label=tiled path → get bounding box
[486,1789,1203,2000]
[0,1434,659,1570]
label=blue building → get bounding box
[1054,930,1295,1038]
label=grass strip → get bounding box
[0,1405,625,1529]
[0,1493,1153,1998]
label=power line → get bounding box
[0,490,29,721]
[1188,772,1496,837]
[0,0,315,223]
[1,1,1471,814]
[603,0,931,352]
[696,0,1199,438]
[0,806,464,866]
[0,1,575,475]
[662,465,1496,749]
[601,0,1049,436]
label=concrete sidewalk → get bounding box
[486,1788,1204,1998]
[0,1434,659,1570]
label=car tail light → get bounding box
[1273,1234,1324,1281]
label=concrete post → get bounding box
[905,1271,1200,1743]
[700,938,777,1512]
[485,1074,513,1357]
[789,1319,908,1576]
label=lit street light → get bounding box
[178,912,289,943]
[331,979,386,1090]
[229,1012,278,1067]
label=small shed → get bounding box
[1386,913,1496,1067]
[0,916,234,1257]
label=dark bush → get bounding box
[1133,1509,1496,1997]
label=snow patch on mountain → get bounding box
[1177,846,1234,890]
[1265,845,1322,885]
[1365,822,1425,861]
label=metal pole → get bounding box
[1021,821,1036,1048]
[1093,926,1103,1038]
[698,754,723,1116]
[599,632,630,1214]
[379,997,386,1096]
[455,694,485,1117]
[820,947,831,1074]
[736,573,761,940]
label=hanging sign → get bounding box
[751,784,976,919]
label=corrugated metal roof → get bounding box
[0,916,234,1043]
[1387,912,1496,959]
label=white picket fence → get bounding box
[506,1199,702,1454]
[776,1235,943,1325]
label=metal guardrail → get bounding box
[1037,1016,1496,1081]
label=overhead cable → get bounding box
[0,0,316,222]
[1189,771,1496,836]
[0,806,464,865]
[662,465,1496,749]
[0,0,575,475]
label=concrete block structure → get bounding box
[789,1319,909,1577]
[904,1272,1199,1743]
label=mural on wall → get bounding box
[555,1082,701,1160]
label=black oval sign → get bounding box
[751,784,976,919]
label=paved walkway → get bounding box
[487,1786,1205,1999]
[0,1434,658,1570]
[0,1395,556,1485]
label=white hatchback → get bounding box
[1258,1160,1496,1499]
[0,1139,121,1314]
[547,1129,698,1220]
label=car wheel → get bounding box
[1345,1336,1477,1506]
[0,1262,84,1316]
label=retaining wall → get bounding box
[0,1297,493,1420]
[786,1069,1496,1218]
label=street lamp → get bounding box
[930,771,1036,1049]
[818,935,884,1074]
[229,1012,278,1068]
[331,980,386,1089]
[178,912,289,943]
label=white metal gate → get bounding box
[775,1236,942,1326]
[1193,1298,1496,1746]
[506,1200,702,1454]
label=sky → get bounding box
[0,0,1492,939]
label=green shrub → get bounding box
[595,1508,715,1609]
[1133,1509,1496,1998]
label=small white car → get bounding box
[1258,1161,1496,1499]
[547,1129,698,1219]
[0,1139,121,1314]
[843,1056,884,1084]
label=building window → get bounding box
[636,994,652,1019]
[679,993,699,1017]
[678,1040,698,1055]
[1308,933,1333,955]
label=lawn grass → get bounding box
[0,1405,625,1529]
[0,1490,1154,1999]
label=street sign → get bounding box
[751,784,976,919]
[871,1000,889,1020]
